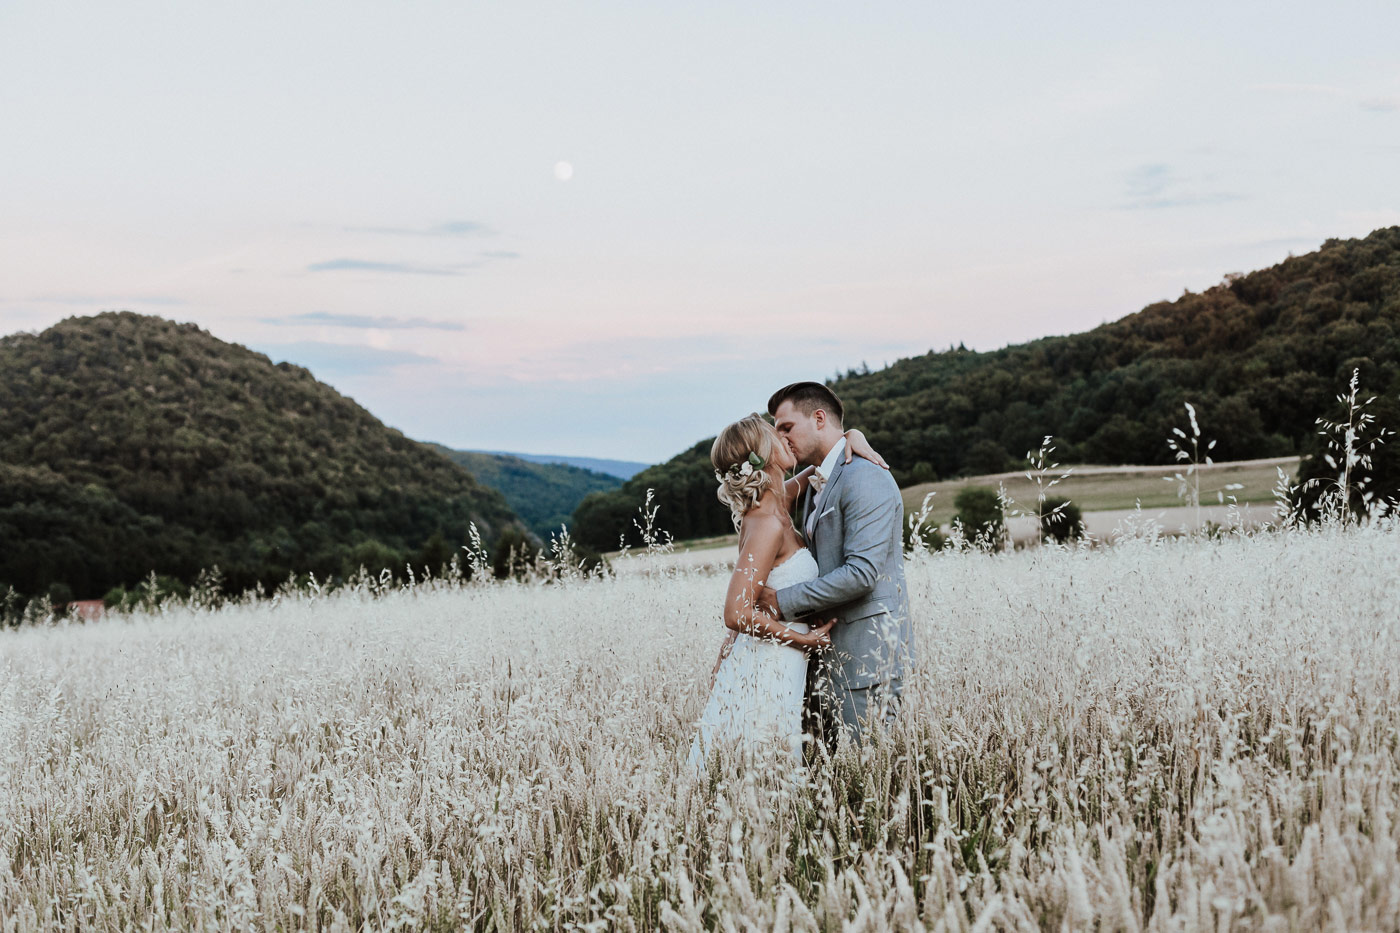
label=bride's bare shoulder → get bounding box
[736,513,786,556]
[739,511,788,539]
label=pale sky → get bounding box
[3,1,1398,462]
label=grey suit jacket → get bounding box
[775,456,913,689]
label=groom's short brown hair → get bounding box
[767,382,845,427]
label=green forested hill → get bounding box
[572,439,725,551]
[0,312,522,600]
[572,227,1400,549]
[428,446,621,538]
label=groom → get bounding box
[757,382,913,749]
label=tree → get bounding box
[908,461,937,486]
[413,531,454,577]
[965,439,1009,475]
[341,539,403,581]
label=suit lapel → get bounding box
[808,455,850,543]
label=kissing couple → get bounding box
[688,381,913,771]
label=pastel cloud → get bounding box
[33,294,187,307]
[1122,163,1244,211]
[262,311,466,331]
[256,341,438,375]
[306,258,476,276]
[344,221,493,237]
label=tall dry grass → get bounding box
[2,519,1399,930]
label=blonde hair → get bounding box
[711,414,780,531]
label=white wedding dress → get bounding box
[687,548,818,771]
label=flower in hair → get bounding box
[716,451,766,483]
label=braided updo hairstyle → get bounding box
[712,413,782,531]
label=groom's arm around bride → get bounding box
[771,468,901,622]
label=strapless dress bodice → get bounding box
[765,548,818,590]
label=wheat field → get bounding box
[2,520,1399,931]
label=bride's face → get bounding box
[768,432,797,474]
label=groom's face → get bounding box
[772,401,824,467]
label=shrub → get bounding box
[1040,496,1084,543]
[492,527,540,580]
[953,486,1004,548]
[903,514,946,553]
[0,582,21,626]
[103,574,189,612]
[46,581,74,607]
[103,585,134,611]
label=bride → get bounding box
[687,413,882,769]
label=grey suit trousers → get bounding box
[805,656,903,752]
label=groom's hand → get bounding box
[755,584,781,620]
[805,618,837,652]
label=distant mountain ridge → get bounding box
[572,227,1400,549]
[472,451,649,480]
[0,312,522,601]
[427,446,621,538]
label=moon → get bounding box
[553,161,574,182]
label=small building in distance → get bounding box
[67,600,105,621]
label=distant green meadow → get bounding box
[899,456,1300,529]
[643,456,1302,556]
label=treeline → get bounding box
[572,227,1400,549]
[0,312,523,603]
[0,527,605,626]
